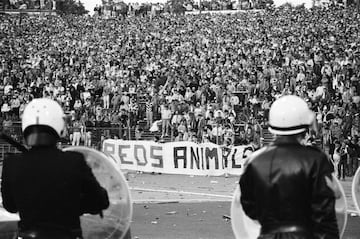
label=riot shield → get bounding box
[64,146,132,239]
[352,167,360,214]
[230,185,260,239]
[0,146,132,239]
[333,176,348,238]
[231,175,347,239]
[0,206,19,239]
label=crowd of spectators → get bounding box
[95,0,261,18]
[1,0,256,14]
[1,5,360,175]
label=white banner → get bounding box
[103,140,253,176]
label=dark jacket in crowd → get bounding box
[1,146,109,238]
[240,136,339,239]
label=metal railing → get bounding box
[0,122,265,147]
[0,144,21,164]
[0,125,133,147]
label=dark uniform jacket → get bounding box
[240,136,339,239]
[1,146,109,238]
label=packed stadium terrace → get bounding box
[0,5,359,171]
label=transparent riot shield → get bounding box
[352,167,360,214]
[230,185,260,239]
[231,175,347,239]
[64,146,132,239]
[333,176,348,238]
[0,206,19,239]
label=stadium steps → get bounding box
[262,128,274,146]
[140,130,172,142]
[88,124,171,142]
[136,120,172,142]
[260,129,324,148]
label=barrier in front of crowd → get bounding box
[0,122,271,151]
[0,124,131,147]
[0,144,21,163]
[0,123,247,144]
[185,9,265,15]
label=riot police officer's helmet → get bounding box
[268,95,315,136]
[22,98,66,146]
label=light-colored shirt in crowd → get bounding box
[212,126,224,136]
[161,108,172,120]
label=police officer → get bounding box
[240,95,339,239]
[1,98,109,239]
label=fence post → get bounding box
[119,123,123,139]
[118,124,121,140]
[83,125,87,146]
[170,124,174,142]
[216,122,219,145]
[1,145,4,161]
[128,112,131,140]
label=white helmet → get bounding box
[22,98,65,138]
[268,95,314,136]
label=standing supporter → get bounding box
[211,123,224,145]
[330,121,342,142]
[347,137,359,176]
[322,125,333,158]
[10,95,21,118]
[128,98,138,128]
[171,110,183,129]
[2,114,13,135]
[119,108,129,139]
[351,113,360,137]
[333,140,341,179]
[145,95,154,129]
[111,92,122,112]
[71,119,83,146]
[335,140,348,180]
[161,104,172,137]
[102,82,111,109]
[1,100,11,117]
[223,123,235,146]
[197,113,206,140]
[73,99,82,112]
[83,114,94,147]
[174,131,185,142]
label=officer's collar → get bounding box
[30,144,58,150]
[272,135,302,145]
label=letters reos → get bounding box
[103,142,163,168]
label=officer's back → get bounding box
[1,98,109,239]
[240,95,339,239]
[242,137,335,230]
[3,147,108,235]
